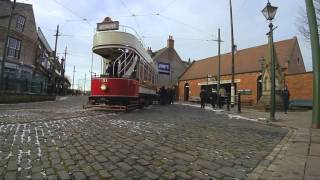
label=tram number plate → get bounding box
[102,79,108,83]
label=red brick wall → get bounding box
[285,72,313,100]
[178,72,261,105]
[179,72,313,104]
[234,72,261,105]
[287,39,306,74]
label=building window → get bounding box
[297,57,300,64]
[7,37,21,59]
[16,15,26,32]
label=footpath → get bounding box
[175,102,319,179]
[227,108,319,180]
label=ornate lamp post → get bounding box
[262,0,278,121]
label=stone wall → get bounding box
[0,93,56,104]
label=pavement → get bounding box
[0,97,317,180]
[233,107,320,180]
[188,102,319,180]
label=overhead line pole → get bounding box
[84,73,86,95]
[229,0,236,107]
[72,65,75,90]
[217,28,222,108]
[62,46,67,94]
[0,0,17,91]
[52,24,60,94]
[305,0,320,128]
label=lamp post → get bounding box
[262,0,278,121]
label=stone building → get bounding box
[148,36,188,88]
[0,0,38,81]
[178,37,312,106]
[0,0,69,94]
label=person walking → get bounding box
[200,89,207,108]
[282,85,290,114]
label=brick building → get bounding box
[148,36,189,88]
[178,37,313,106]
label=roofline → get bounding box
[193,37,297,63]
[179,70,262,81]
[285,71,313,76]
[178,60,196,79]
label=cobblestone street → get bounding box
[0,97,288,180]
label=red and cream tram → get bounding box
[85,17,158,111]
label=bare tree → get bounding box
[299,0,320,41]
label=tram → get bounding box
[85,17,158,111]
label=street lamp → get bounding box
[262,0,278,121]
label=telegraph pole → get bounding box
[63,46,67,77]
[72,65,75,90]
[305,0,320,128]
[218,28,222,108]
[52,25,60,94]
[84,73,86,94]
[0,0,16,91]
[229,0,236,107]
[213,28,223,108]
[90,52,94,79]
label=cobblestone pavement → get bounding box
[0,97,288,179]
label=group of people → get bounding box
[158,86,175,105]
[200,89,226,109]
[199,86,291,113]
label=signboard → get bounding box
[238,89,252,95]
[158,62,170,75]
[97,21,119,31]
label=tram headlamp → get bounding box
[100,84,108,91]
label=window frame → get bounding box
[16,15,26,32]
[7,36,22,59]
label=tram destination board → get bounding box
[97,21,119,31]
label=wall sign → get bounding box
[158,62,170,75]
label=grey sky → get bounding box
[20,0,311,90]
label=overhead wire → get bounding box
[50,0,93,28]
[158,0,178,13]
[119,0,143,37]
[157,13,213,36]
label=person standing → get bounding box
[211,90,217,108]
[200,89,207,108]
[282,85,290,114]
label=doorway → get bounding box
[184,83,189,101]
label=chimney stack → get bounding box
[167,35,174,49]
[147,47,153,56]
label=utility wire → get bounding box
[119,0,143,36]
[158,0,178,13]
[157,14,213,36]
[142,35,220,42]
[50,0,93,27]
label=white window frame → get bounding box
[7,37,22,59]
[16,15,26,32]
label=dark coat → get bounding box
[200,91,207,100]
[282,89,290,104]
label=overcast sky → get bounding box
[19,0,311,90]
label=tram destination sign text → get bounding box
[97,21,119,31]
